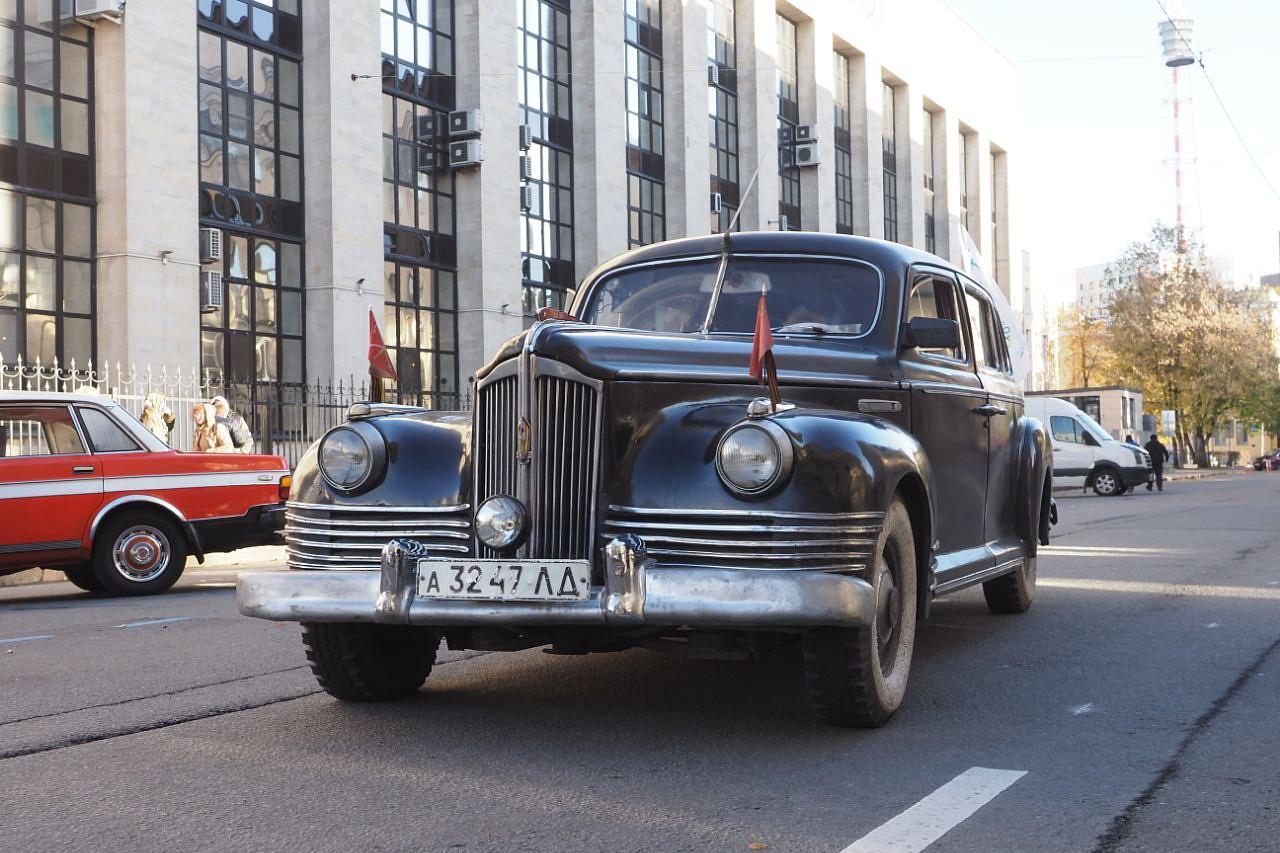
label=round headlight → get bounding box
[475,495,529,550]
[318,423,384,492]
[716,421,794,495]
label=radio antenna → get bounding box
[724,160,763,236]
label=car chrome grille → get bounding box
[285,501,472,571]
[603,505,884,572]
[475,375,519,517]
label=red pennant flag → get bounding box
[748,293,773,383]
[368,310,398,381]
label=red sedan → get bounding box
[0,391,290,595]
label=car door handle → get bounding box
[971,403,1007,417]
[71,465,95,475]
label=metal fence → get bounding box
[0,358,470,469]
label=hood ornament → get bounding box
[516,416,532,463]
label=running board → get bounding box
[932,558,1023,596]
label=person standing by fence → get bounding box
[140,392,175,445]
[192,403,235,453]
[211,395,255,454]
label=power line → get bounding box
[1154,0,1280,207]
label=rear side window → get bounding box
[0,406,86,457]
[906,275,965,361]
[78,407,140,453]
[965,291,1008,372]
[1050,415,1083,444]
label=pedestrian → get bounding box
[1144,433,1170,492]
[140,392,175,445]
[210,395,255,454]
[192,402,235,453]
[1123,434,1137,446]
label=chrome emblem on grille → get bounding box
[516,416,532,464]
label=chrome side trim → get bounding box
[285,501,470,513]
[608,505,884,522]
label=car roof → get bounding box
[0,390,118,405]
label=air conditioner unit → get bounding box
[520,185,535,212]
[519,155,533,181]
[200,271,224,313]
[415,114,438,144]
[707,64,721,87]
[449,139,483,169]
[199,228,222,264]
[448,109,482,138]
[417,146,439,172]
[710,192,723,215]
[74,0,124,21]
[794,141,821,167]
[794,124,817,143]
[518,125,533,151]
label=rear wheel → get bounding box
[302,622,439,701]
[1091,468,1120,497]
[92,512,188,596]
[983,554,1036,614]
[63,562,105,593]
[802,498,917,728]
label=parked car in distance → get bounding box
[1025,396,1150,496]
[1,391,291,595]
[1251,449,1280,471]
[239,232,1056,728]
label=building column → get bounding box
[972,130,992,255]
[453,0,522,386]
[94,0,200,372]
[848,49,883,239]
[933,109,957,264]
[899,84,925,249]
[300,0,384,384]
[735,0,779,231]
[662,0,711,239]
[797,17,835,232]
[572,0,628,273]
[992,147,1012,299]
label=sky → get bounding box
[944,0,1280,304]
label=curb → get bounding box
[1051,469,1246,494]
[0,545,286,590]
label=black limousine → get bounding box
[238,232,1054,727]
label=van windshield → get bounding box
[1076,410,1113,444]
[581,257,882,337]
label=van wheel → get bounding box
[1091,468,1120,496]
[802,498,917,728]
[92,512,188,596]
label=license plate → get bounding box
[416,560,593,602]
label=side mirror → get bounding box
[902,317,962,351]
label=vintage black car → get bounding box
[238,232,1054,727]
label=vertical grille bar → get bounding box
[476,374,518,558]
[528,373,598,560]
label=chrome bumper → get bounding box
[237,536,876,630]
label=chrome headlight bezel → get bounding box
[318,421,387,494]
[474,495,530,551]
[715,420,795,497]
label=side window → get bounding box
[78,408,141,453]
[0,407,86,457]
[1050,415,1082,444]
[966,291,1006,372]
[906,275,965,362]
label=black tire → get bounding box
[302,622,439,702]
[983,555,1036,614]
[63,562,105,593]
[92,512,188,596]
[802,498,917,728]
[1091,467,1121,497]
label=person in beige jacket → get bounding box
[191,402,235,453]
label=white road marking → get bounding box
[195,582,237,589]
[1040,578,1280,601]
[1040,546,1181,558]
[840,767,1027,853]
[1071,703,1095,716]
[1205,622,1221,629]
[114,617,191,629]
[0,634,54,644]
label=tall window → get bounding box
[923,109,936,254]
[0,2,94,366]
[881,82,898,243]
[519,0,574,316]
[775,15,799,231]
[990,149,1001,284]
[380,0,459,402]
[197,0,304,415]
[625,0,664,247]
[833,52,853,235]
[959,131,971,236]
[708,0,738,233]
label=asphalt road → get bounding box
[2,474,1278,852]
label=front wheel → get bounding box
[802,498,917,728]
[1091,468,1120,497]
[302,622,440,701]
[92,512,188,596]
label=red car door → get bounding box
[0,403,103,570]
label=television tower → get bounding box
[1158,2,1198,252]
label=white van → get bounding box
[1025,396,1152,496]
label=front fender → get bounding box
[290,411,472,508]
[1013,415,1052,551]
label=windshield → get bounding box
[581,257,882,337]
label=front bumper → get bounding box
[237,536,876,630]
[1120,465,1152,487]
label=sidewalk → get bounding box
[1052,466,1250,494]
[0,545,286,589]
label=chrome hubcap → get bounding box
[112,527,170,582]
[873,549,902,667]
[1097,474,1116,493]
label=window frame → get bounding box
[0,402,87,457]
[1050,415,1083,445]
[75,404,142,454]
[903,271,969,367]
